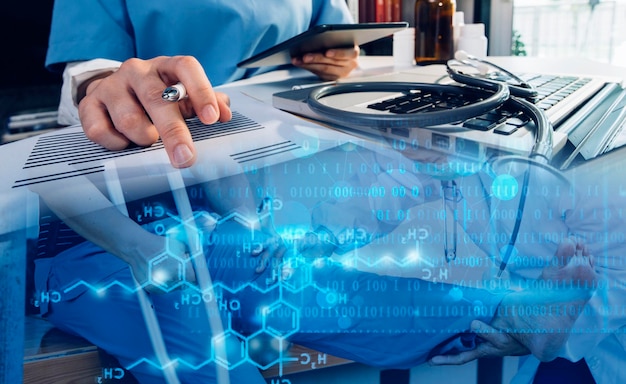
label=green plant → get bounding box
[511,30,527,56]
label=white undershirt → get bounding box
[57,59,121,126]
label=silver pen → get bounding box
[162,82,187,102]
[291,80,337,90]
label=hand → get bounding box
[431,238,597,365]
[78,56,232,168]
[126,211,220,293]
[428,320,530,366]
[126,233,198,294]
[292,46,360,80]
[511,239,596,362]
[489,238,596,362]
[294,227,337,260]
[248,201,336,279]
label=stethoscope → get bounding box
[304,52,570,276]
[447,50,538,100]
[307,51,552,162]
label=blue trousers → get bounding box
[35,221,504,383]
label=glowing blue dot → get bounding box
[449,287,463,301]
[316,290,338,309]
[338,316,352,329]
[352,295,364,306]
[492,174,519,201]
[339,142,358,152]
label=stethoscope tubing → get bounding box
[446,57,538,99]
[307,81,510,129]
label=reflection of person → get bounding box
[423,153,626,384]
[30,143,597,383]
[46,0,360,168]
[290,144,611,371]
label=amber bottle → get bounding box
[414,0,456,65]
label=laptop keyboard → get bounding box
[367,89,484,114]
[524,73,592,109]
[366,74,592,136]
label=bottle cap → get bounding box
[453,11,465,27]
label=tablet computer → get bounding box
[237,22,408,68]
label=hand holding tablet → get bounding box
[237,22,408,68]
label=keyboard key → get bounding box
[391,102,433,114]
[494,123,521,135]
[463,118,497,131]
[507,115,531,127]
[483,111,509,124]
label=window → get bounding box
[492,0,626,66]
[513,0,626,66]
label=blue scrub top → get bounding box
[46,0,353,86]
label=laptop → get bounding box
[272,64,624,166]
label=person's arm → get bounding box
[429,238,598,365]
[66,51,354,170]
[48,2,232,169]
[29,177,196,291]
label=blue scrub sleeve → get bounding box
[46,0,135,72]
[311,0,355,25]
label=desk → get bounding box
[2,56,626,384]
[221,55,626,101]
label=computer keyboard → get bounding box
[366,73,592,136]
[366,89,483,114]
[522,73,592,110]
